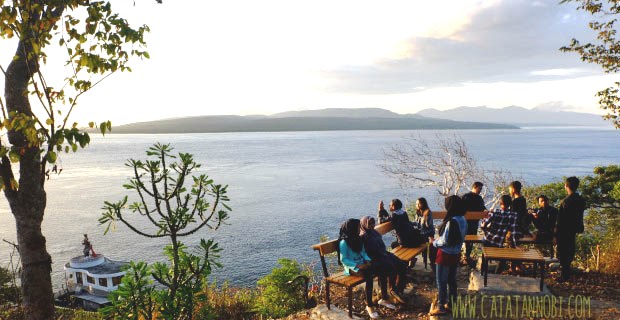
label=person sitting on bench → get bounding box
[480,195,521,248]
[388,199,425,249]
[413,197,436,270]
[480,195,522,273]
[360,216,407,304]
[339,219,395,318]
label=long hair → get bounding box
[438,195,464,247]
[416,197,429,216]
[339,219,363,253]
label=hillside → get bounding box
[416,106,608,127]
[108,112,517,134]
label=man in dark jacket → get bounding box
[389,199,424,248]
[531,195,558,257]
[461,181,486,266]
[555,176,586,282]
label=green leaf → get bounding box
[47,151,57,163]
[8,150,20,163]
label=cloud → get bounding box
[534,101,577,112]
[320,0,603,94]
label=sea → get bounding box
[0,127,618,290]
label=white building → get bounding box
[64,254,128,310]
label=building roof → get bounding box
[65,256,128,275]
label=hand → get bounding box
[428,236,434,243]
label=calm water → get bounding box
[0,128,618,289]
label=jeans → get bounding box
[436,263,457,307]
[353,265,388,307]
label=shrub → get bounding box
[0,266,19,304]
[255,259,310,318]
[195,281,258,320]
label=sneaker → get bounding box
[390,290,406,304]
[366,306,379,319]
[378,299,396,310]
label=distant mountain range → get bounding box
[107,106,606,134]
[416,106,608,127]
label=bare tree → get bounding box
[381,134,480,197]
[381,134,517,207]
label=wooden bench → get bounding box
[481,247,546,291]
[311,222,427,318]
[431,211,486,221]
[374,221,428,262]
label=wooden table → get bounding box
[465,234,536,244]
[481,247,545,291]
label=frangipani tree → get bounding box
[100,143,230,319]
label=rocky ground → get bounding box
[287,260,620,320]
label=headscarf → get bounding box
[439,195,464,246]
[359,216,375,236]
[339,219,363,253]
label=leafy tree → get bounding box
[0,1,149,318]
[99,143,230,319]
[561,0,620,128]
[101,261,157,320]
[255,258,310,318]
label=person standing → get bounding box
[429,195,467,316]
[461,182,486,266]
[531,195,558,257]
[82,234,92,257]
[555,177,586,282]
[509,181,529,236]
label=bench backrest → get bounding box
[432,210,486,221]
[312,239,340,257]
[374,221,393,235]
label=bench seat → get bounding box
[392,244,427,261]
[325,272,365,288]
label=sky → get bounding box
[0,0,616,125]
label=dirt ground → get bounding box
[290,263,620,320]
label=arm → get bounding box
[361,246,371,262]
[511,214,520,248]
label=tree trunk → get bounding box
[3,38,55,320]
